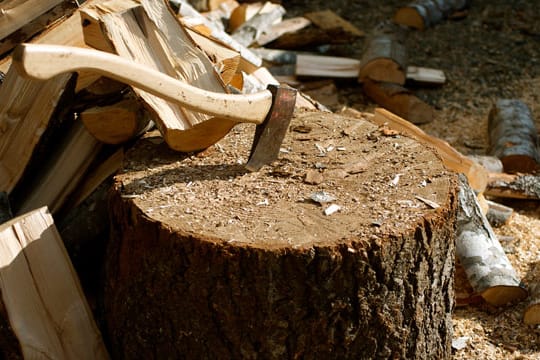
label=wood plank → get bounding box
[0,206,109,359]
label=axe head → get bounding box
[245,84,297,171]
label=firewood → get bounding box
[485,172,540,200]
[393,0,471,30]
[363,78,434,124]
[15,120,102,215]
[255,16,311,46]
[303,9,365,38]
[81,0,230,152]
[467,155,504,173]
[485,200,513,227]
[173,0,262,67]
[359,21,407,85]
[185,27,241,84]
[0,2,100,92]
[231,2,285,47]
[0,0,77,56]
[0,67,73,194]
[524,282,540,325]
[406,65,446,85]
[80,98,152,145]
[456,174,527,306]
[488,99,540,173]
[227,1,263,32]
[0,0,65,40]
[0,206,109,359]
[371,108,488,193]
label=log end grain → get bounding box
[481,286,528,307]
[105,110,458,359]
[393,7,425,30]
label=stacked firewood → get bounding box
[0,0,538,357]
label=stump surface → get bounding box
[106,109,458,359]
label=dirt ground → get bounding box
[279,0,540,359]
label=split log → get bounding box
[0,2,100,92]
[363,78,434,124]
[81,0,230,152]
[0,0,65,40]
[80,98,152,145]
[393,0,471,30]
[488,99,540,173]
[255,16,311,47]
[0,207,109,359]
[456,174,527,306]
[231,2,285,47]
[371,108,488,193]
[524,281,540,325]
[0,0,77,56]
[0,67,73,194]
[14,120,102,215]
[359,21,407,85]
[485,172,540,200]
[406,65,446,85]
[104,111,457,359]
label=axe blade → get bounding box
[245,84,297,171]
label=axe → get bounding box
[12,44,297,171]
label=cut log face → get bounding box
[105,110,457,358]
[359,21,407,85]
[488,99,540,173]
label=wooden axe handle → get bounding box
[12,44,273,124]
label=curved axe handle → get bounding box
[12,44,273,124]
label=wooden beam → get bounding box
[0,206,109,359]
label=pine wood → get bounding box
[0,67,72,194]
[359,21,407,84]
[81,98,152,145]
[0,0,64,40]
[227,1,263,32]
[393,0,471,30]
[16,120,101,215]
[104,110,457,358]
[456,174,527,306]
[485,173,540,200]
[0,207,109,359]
[363,78,434,124]
[0,0,77,56]
[488,99,540,173]
[372,108,488,193]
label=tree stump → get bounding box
[105,110,458,359]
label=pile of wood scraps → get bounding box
[0,0,538,356]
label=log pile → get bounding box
[0,0,537,357]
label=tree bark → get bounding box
[104,111,457,359]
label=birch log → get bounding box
[393,0,471,30]
[456,174,527,306]
[488,99,540,173]
[485,173,540,200]
[359,21,407,84]
[524,282,540,325]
